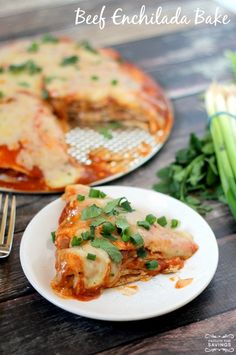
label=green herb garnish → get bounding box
[145,214,156,225]
[41,89,49,100]
[137,220,150,230]
[71,236,82,246]
[153,132,224,215]
[9,60,42,75]
[101,222,115,235]
[0,91,4,99]
[98,127,113,140]
[91,75,99,81]
[91,238,122,263]
[42,34,59,43]
[90,217,107,227]
[51,231,56,243]
[145,260,158,270]
[89,188,106,198]
[171,219,179,228]
[120,199,134,212]
[18,81,30,88]
[80,40,98,54]
[0,67,4,73]
[27,42,39,53]
[157,216,168,227]
[81,204,102,220]
[111,79,118,86]
[87,253,96,261]
[81,231,91,241]
[130,233,144,247]
[77,194,85,201]
[137,247,147,259]
[61,55,79,66]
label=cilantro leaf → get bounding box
[91,238,122,263]
[81,204,102,220]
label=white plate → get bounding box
[20,186,219,321]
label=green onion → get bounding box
[61,55,79,66]
[101,222,115,235]
[145,260,158,270]
[137,247,147,259]
[81,204,102,220]
[137,220,150,230]
[51,231,56,243]
[130,233,144,247]
[157,216,168,227]
[205,83,236,219]
[89,188,106,198]
[81,231,91,241]
[77,194,85,201]
[171,219,179,228]
[87,253,96,261]
[145,214,156,225]
[71,236,82,246]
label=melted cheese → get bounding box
[0,39,141,105]
[0,93,81,188]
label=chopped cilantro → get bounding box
[91,238,122,263]
[9,60,42,75]
[89,188,106,198]
[81,204,102,220]
[90,217,107,227]
[61,55,79,66]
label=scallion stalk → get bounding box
[205,84,236,219]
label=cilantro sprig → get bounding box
[153,132,225,215]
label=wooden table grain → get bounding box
[0,1,236,354]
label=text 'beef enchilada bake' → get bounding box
[51,185,198,301]
[0,35,173,192]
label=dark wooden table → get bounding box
[1,1,236,354]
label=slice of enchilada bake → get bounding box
[0,35,172,191]
[51,185,198,301]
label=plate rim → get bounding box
[20,186,219,321]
